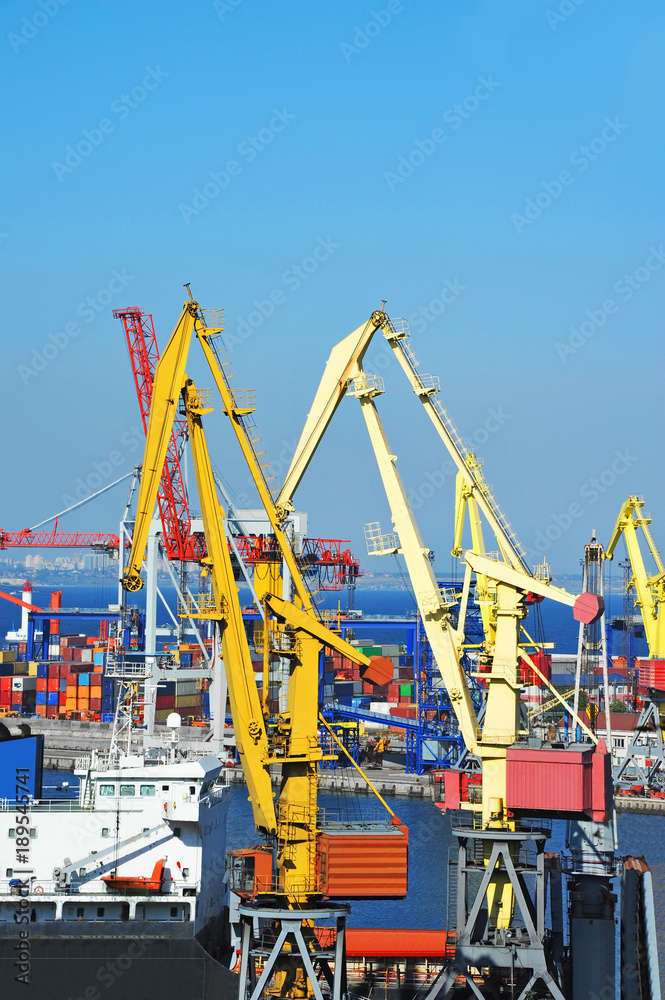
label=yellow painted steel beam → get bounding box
[351,373,481,755]
[275,312,385,518]
[183,379,277,834]
[122,301,197,591]
[196,328,315,614]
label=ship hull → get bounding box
[0,920,239,1000]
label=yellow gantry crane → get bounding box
[277,310,614,999]
[277,310,596,827]
[121,292,407,1000]
[604,495,665,658]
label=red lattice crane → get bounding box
[0,523,121,552]
[114,307,206,562]
[114,306,361,590]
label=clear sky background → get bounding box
[1,0,663,577]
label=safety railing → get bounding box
[364,521,400,556]
[177,593,227,619]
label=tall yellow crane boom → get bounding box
[275,312,385,520]
[120,293,398,904]
[278,310,602,829]
[181,379,277,834]
[604,495,665,658]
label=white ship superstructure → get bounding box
[0,740,236,1000]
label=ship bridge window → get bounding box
[140,784,155,796]
[5,868,12,877]
[119,785,135,797]
[161,785,170,792]
[8,830,15,838]
[189,786,196,795]
[99,784,115,796]
[101,828,110,838]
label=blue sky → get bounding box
[1,0,663,577]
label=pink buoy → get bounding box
[573,592,604,624]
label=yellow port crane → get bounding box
[603,495,665,789]
[121,291,407,1000]
[604,495,665,658]
[278,309,613,998]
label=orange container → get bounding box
[360,655,394,686]
[317,824,408,899]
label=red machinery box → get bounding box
[506,741,612,821]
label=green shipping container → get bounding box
[359,646,382,657]
[399,683,412,697]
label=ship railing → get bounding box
[0,878,200,897]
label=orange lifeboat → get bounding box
[102,857,166,894]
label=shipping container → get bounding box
[0,651,16,663]
[506,742,612,821]
[317,825,408,898]
[78,673,90,687]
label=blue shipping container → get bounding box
[78,673,90,686]
[36,692,47,705]
[101,696,113,711]
[101,679,114,696]
[37,665,48,678]
[47,692,58,705]
[59,679,67,692]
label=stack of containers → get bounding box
[154,677,206,722]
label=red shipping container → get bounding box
[62,648,74,661]
[11,691,23,704]
[89,698,101,711]
[47,679,59,692]
[0,692,10,706]
[0,677,12,691]
[46,705,57,718]
[36,678,47,692]
[506,742,611,821]
[59,664,71,678]
[48,664,59,679]
[90,675,102,688]
[636,659,665,691]
[59,694,67,705]
[72,648,83,661]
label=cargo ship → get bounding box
[0,724,237,1000]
